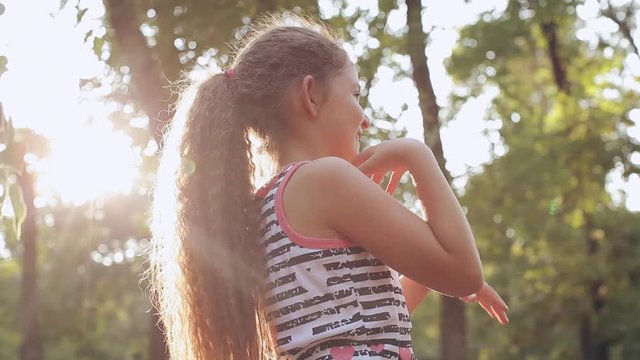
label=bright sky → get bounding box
[0,0,137,206]
[0,0,638,211]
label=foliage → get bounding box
[0,103,26,242]
[1,0,639,359]
[447,0,640,358]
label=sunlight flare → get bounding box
[33,122,139,206]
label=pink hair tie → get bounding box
[224,68,235,79]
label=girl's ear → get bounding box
[301,75,321,118]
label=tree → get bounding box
[447,0,640,358]
[405,1,469,359]
[0,103,42,360]
[98,1,320,358]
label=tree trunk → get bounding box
[440,299,466,360]
[406,1,464,359]
[580,216,610,360]
[540,21,571,94]
[405,0,450,181]
[149,317,169,360]
[578,249,610,360]
[20,170,42,360]
[104,1,171,359]
[104,0,171,146]
[539,18,609,359]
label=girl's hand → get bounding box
[352,139,431,195]
[460,281,509,325]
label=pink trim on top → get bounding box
[275,161,356,249]
[255,162,299,199]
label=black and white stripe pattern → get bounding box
[259,163,416,360]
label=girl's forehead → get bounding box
[336,62,359,83]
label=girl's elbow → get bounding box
[457,253,484,295]
[458,267,484,297]
[443,260,484,297]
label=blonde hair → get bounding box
[147,13,347,360]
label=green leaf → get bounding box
[0,179,6,206]
[2,216,17,245]
[76,7,88,24]
[0,101,6,141]
[93,36,105,56]
[8,182,25,239]
[5,117,13,146]
[0,55,7,79]
[83,29,93,43]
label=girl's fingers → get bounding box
[493,301,509,325]
[356,159,376,176]
[480,301,508,325]
[478,301,494,320]
[491,305,509,325]
[502,312,509,324]
[386,171,402,195]
[460,294,477,303]
[471,283,509,325]
[486,285,509,310]
[498,310,509,325]
[371,173,384,185]
[489,305,502,323]
[351,150,374,169]
[480,301,502,323]
[496,295,509,311]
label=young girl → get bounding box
[149,13,508,360]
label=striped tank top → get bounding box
[257,161,417,360]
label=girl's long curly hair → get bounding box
[148,13,348,360]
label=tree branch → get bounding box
[602,2,640,59]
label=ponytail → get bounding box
[148,12,349,360]
[149,73,275,360]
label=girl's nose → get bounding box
[361,115,371,129]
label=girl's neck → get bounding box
[276,139,324,170]
[277,153,313,169]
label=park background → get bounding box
[0,0,639,359]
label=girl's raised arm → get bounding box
[287,140,484,297]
